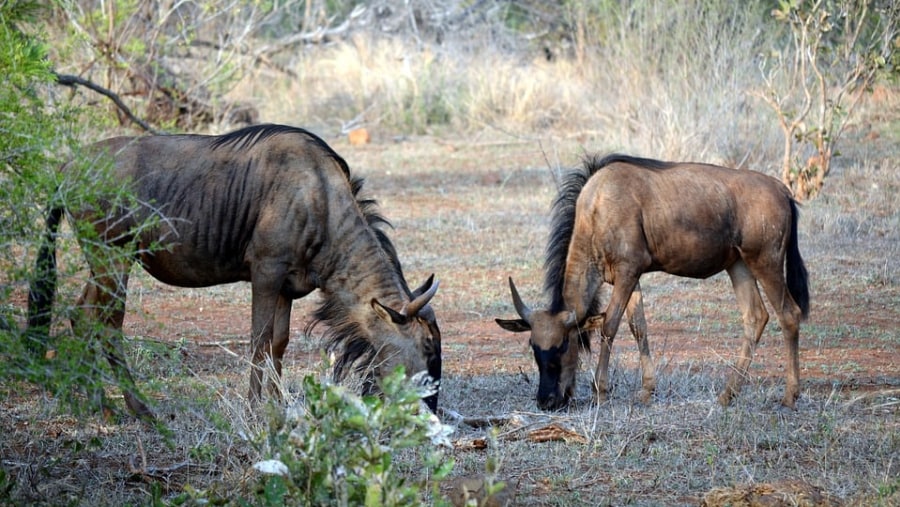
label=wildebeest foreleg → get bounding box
[266,294,293,399]
[598,270,640,343]
[591,283,654,404]
[720,261,769,407]
[248,269,284,404]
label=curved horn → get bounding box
[411,273,436,298]
[508,277,533,323]
[404,279,439,316]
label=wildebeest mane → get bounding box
[544,154,675,313]
[306,162,413,386]
[350,176,405,286]
[312,294,375,384]
[210,124,352,178]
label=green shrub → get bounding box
[238,368,454,506]
[0,0,168,420]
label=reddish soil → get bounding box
[121,269,899,401]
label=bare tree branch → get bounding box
[252,7,362,59]
[53,72,163,135]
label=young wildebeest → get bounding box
[497,154,809,411]
[28,124,441,419]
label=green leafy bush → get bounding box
[1,0,166,419]
[0,0,88,405]
[235,368,454,507]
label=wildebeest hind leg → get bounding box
[756,270,803,409]
[77,262,154,420]
[720,261,768,407]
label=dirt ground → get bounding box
[119,261,898,400]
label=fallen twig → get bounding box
[129,456,193,477]
[196,339,249,348]
[840,388,900,412]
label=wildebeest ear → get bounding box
[372,299,407,324]
[581,314,605,331]
[495,318,531,333]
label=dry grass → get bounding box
[228,2,779,167]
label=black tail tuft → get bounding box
[27,207,63,351]
[786,201,810,320]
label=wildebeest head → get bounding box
[369,276,442,412]
[495,278,601,411]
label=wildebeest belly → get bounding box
[643,222,741,279]
[137,241,251,288]
[648,247,740,279]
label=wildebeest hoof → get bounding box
[717,390,735,407]
[636,389,653,406]
[778,395,799,411]
[781,388,800,409]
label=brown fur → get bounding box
[498,154,809,411]
[28,124,441,419]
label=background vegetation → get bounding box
[1,0,897,505]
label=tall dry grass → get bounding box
[229,1,783,169]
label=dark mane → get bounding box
[350,176,406,292]
[544,164,588,313]
[544,153,674,312]
[210,124,352,178]
[312,295,378,387]
[306,170,409,385]
[587,153,675,172]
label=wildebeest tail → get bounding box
[27,206,63,341]
[786,200,809,320]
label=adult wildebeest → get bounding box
[497,154,809,411]
[28,124,441,419]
